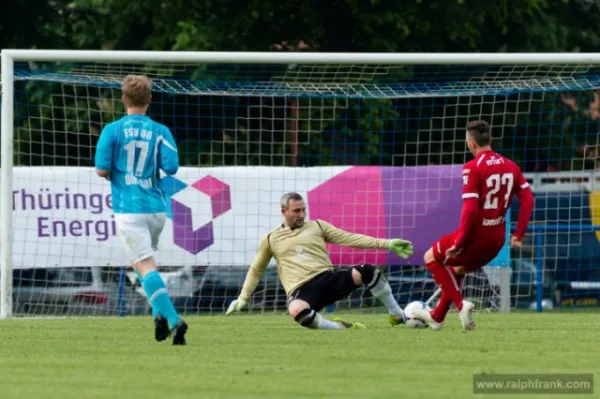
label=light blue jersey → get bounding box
[94,114,179,214]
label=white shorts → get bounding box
[114,213,167,264]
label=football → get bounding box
[403,301,432,328]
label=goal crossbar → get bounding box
[5,50,600,64]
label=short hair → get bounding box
[466,120,492,147]
[280,192,303,209]
[121,75,152,107]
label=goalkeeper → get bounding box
[226,192,414,329]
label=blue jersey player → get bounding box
[94,74,188,345]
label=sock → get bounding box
[295,308,344,330]
[367,271,404,318]
[431,273,464,322]
[426,260,463,311]
[136,269,159,318]
[312,312,345,330]
[430,292,453,323]
[142,270,180,328]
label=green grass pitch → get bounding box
[0,313,598,399]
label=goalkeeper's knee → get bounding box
[356,264,392,297]
[293,307,317,329]
[354,264,380,288]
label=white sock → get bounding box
[297,309,344,330]
[368,271,404,318]
[312,312,345,330]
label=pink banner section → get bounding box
[307,165,464,266]
[307,167,388,266]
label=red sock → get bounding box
[426,260,463,311]
[430,292,452,322]
[431,274,464,322]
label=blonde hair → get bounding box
[121,74,152,107]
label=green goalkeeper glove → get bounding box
[226,297,248,316]
[388,239,414,259]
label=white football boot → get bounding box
[411,308,443,330]
[458,300,476,330]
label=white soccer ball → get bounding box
[403,301,432,328]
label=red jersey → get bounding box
[454,150,533,248]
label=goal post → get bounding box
[1,52,15,318]
[2,49,600,319]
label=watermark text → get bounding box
[473,374,594,394]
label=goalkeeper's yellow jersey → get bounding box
[239,220,390,300]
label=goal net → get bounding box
[2,51,600,318]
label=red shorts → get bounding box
[432,232,505,272]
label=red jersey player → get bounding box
[413,120,535,331]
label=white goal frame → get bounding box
[3,50,600,319]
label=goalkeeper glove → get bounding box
[225,297,248,316]
[388,239,414,259]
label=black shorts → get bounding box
[288,268,358,312]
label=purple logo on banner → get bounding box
[160,175,231,254]
[308,165,464,265]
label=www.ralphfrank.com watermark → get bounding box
[473,374,594,394]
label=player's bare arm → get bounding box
[510,236,522,248]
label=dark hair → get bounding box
[466,120,492,147]
[280,192,303,209]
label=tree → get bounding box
[4,0,600,167]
